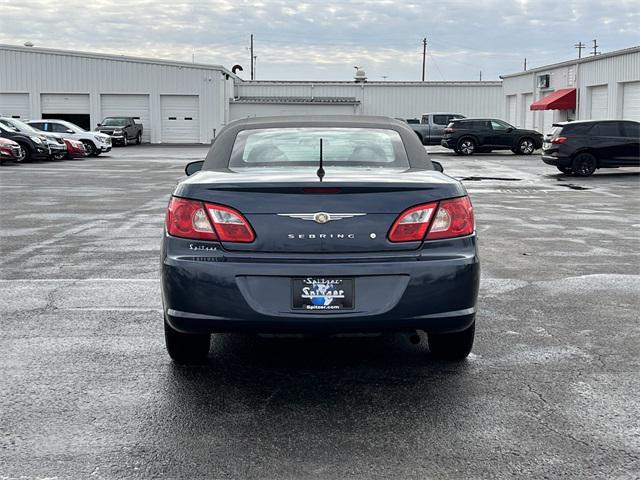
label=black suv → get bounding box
[542,120,640,176]
[0,122,50,162]
[441,118,543,155]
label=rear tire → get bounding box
[556,166,573,174]
[517,137,535,155]
[164,318,210,365]
[572,152,597,177]
[136,132,142,145]
[457,137,476,155]
[428,322,475,361]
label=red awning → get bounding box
[530,88,576,111]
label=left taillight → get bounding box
[166,197,218,240]
[166,197,255,243]
[388,196,474,243]
[204,202,255,243]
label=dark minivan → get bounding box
[441,118,543,155]
[542,120,640,176]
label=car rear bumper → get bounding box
[541,152,571,167]
[161,234,480,335]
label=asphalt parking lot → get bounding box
[1,145,639,479]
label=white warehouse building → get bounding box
[0,44,502,143]
[0,44,236,143]
[230,81,503,120]
[1,43,638,143]
[501,46,640,134]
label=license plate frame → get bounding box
[291,277,355,311]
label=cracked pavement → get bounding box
[0,145,639,479]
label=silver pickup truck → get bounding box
[405,113,466,145]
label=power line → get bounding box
[427,51,446,81]
[574,42,585,59]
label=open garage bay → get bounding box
[0,146,639,479]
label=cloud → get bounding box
[1,0,638,80]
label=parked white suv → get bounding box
[27,120,111,156]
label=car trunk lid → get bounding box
[175,168,465,253]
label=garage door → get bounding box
[506,95,517,125]
[160,95,200,143]
[522,93,533,129]
[101,94,151,143]
[0,93,30,120]
[622,81,640,121]
[589,85,608,119]
[41,93,90,114]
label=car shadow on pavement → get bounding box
[154,333,475,430]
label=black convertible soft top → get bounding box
[203,115,435,171]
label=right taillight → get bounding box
[551,136,567,144]
[388,196,474,243]
[426,196,475,240]
[444,127,454,133]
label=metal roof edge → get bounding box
[500,46,640,79]
[0,43,237,78]
[236,80,502,86]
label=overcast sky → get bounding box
[1,0,638,81]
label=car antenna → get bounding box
[317,138,325,182]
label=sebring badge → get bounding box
[278,212,366,224]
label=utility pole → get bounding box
[574,42,585,59]
[523,58,527,71]
[250,34,254,80]
[479,71,482,81]
[591,39,599,56]
[421,38,427,81]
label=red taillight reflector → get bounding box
[204,202,255,243]
[388,202,437,242]
[426,196,474,240]
[166,198,255,243]
[444,128,454,133]
[551,136,567,144]
[166,197,217,240]
[387,196,475,243]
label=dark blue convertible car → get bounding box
[161,116,479,364]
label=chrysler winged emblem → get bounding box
[278,212,366,224]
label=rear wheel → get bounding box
[164,318,210,365]
[517,137,535,155]
[556,166,573,174]
[136,132,142,145]
[428,322,475,360]
[457,137,476,155]
[572,152,597,177]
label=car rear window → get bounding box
[591,122,622,137]
[562,123,593,135]
[622,122,640,138]
[229,127,409,169]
